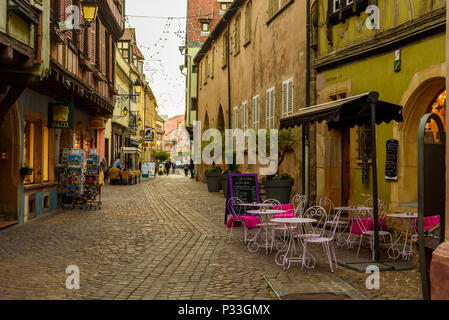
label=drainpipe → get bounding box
[227,22,231,133]
[303,0,311,204]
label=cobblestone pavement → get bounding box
[0,173,422,300]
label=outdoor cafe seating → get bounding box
[225,192,442,273]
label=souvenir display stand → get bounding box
[85,153,102,210]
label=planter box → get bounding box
[205,171,221,192]
[263,179,294,204]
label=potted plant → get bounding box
[262,128,298,203]
[263,173,295,204]
[205,166,222,192]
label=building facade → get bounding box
[309,0,445,213]
[1,0,125,225]
[195,0,308,192]
[183,0,230,137]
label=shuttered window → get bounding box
[266,87,275,129]
[253,95,260,131]
[282,77,294,117]
[233,106,239,129]
[242,101,248,132]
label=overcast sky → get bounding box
[125,0,187,118]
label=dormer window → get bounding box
[201,22,210,33]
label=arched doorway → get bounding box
[0,103,21,222]
[392,76,446,208]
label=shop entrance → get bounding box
[0,104,20,226]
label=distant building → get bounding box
[182,0,229,138]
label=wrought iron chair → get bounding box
[302,209,341,272]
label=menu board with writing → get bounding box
[225,174,261,224]
[385,139,399,180]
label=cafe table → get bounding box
[386,213,418,260]
[246,209,287,254]
[237,202,273,214]
[270,217,318,270]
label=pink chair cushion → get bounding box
[227,215,261,230]
[349,218,388,235]
[272,204,295,218]
[413,215,440,232]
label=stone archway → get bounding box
[391,64,446,209]
[0,102,21,221]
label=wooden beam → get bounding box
[0,85,26,126]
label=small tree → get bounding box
[152,150,170,163]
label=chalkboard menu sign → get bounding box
[225,174,261,224]
[362,153,369,185]
[385,139,399,180]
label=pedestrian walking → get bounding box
[189,159,194,179]
[183,163,189,177]
[172,162,176,174]
[164,160,172,176]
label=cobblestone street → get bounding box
[0,174,422,300]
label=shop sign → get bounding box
[48,103,74,129]
[88,117,105,129]
[144,127,155,141]
[385,139,399,180]
[394,50,401,73]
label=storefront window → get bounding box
[425,89,446,142]
[24,121,35,184]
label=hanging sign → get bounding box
[385,139,399,180]
[394,49,401,73]
[225,174,261,224]
[88,117,105,129]
[48,103,74,129]
[144,127,155,141]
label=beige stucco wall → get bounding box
[197,0,307,197]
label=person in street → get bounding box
[113,158,121,169]
[172,161,176,174]
[183,163,189,177]
[164,160,172,176]
[189,159,194,179]
[100,158,108,184]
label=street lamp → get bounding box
[81,0,99,27]
[123,106,129,117]
[138,117,142,127]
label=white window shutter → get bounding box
[282,81,288,117]
[266,91,270,129]
[271,89,275,129]
[288,78,294,115]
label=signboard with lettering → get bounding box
[142,161,156,178]
[225,174,261,224]
[362,153,369,185]
[48,103,74,129]
[385,139,399,180]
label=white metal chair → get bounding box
[320,196,349,245]
[351,206,394,260]
[302,210,341,272]
[227,197,258,242]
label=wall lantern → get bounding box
[123,106,129,117]
[138,117,143,127]
[81,0,99,27]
